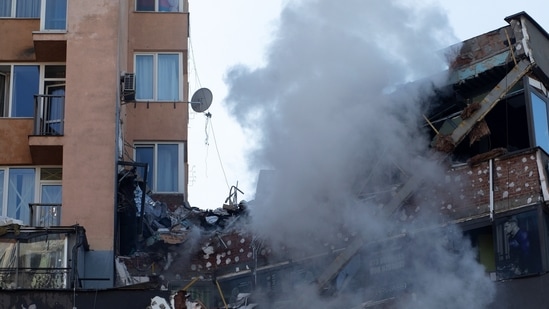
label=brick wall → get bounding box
[439,149,544,220]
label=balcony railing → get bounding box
[29,203,62,227]
[0,231,70,290]
[33,94,65,136]
[0,268,69,289]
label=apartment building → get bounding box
[2,4,549,309]
[0,0,189,297]
[167,12,549,308]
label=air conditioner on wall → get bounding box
[122,73,135,101]
[123,73,135,92]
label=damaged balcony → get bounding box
[28,94,64,165]
[0,225,88,290]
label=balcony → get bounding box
[28,94,64,165]
[32,31,67,62]
[32,0,68,62]
[0,225,88,290]
[29,203,62,227]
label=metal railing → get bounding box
[33,94,65,136]
[0,268,69,289]
[29,203,62,227]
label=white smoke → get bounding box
[224,0,495,308]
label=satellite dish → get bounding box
[190,88,213,113]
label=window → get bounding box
[40,0,67,30]
[495,211,542,280]
[0,64,65,118]
[0,170,3,213]
[0,0,41,18]
[135,53,182,101]
[134,143,185,193]
[463,226,495,274]
[12,65,40,117]
[0,64,40,117]
[529,88,549,154]
[136,0,182,12]
[0,167,62,225]
[7,168,35,224]
[0,234,68,289]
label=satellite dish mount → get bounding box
[190,88,213,113]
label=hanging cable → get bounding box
[204,113,210,146]
[208,115,230,190]
[188,37,202,89]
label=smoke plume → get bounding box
[224,0,495,308]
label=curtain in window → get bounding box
[157,144,178,192]
[12,65,39,117]
[136,55,154,100]
[16,0,40,17]
[159,0,179,12]
[7,169,35,224]
[44,0,67,30]
[158,54,179,101]
[0,0,12,17]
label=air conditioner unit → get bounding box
[122,73,135,101]
[123,73,135,92]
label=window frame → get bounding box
[0,167,62,225]
[39,0,68,31]
[0,0,41,18]
[526,76,549,154]
[133,142,185,194]
[135,0,183,12]
[134,52,183,102]
[0,63,66,118]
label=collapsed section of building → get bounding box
[2,10,549,309]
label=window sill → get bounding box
[0,17,40,19]
[133,11,186,14]
[33,30,67,35]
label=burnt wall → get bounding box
[0,289,174,309]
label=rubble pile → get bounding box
[116,169,253,283]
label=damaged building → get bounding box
[2,1,549,308]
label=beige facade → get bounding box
[0,0,189,263]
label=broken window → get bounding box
[0,234,68,289]
[495,210,542,280]
[135,53,182,101]
[0,240,17,289]
[135,143,184,193]
[19,234,67,288]
[463,225,495,276]
[529,88,549,153]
